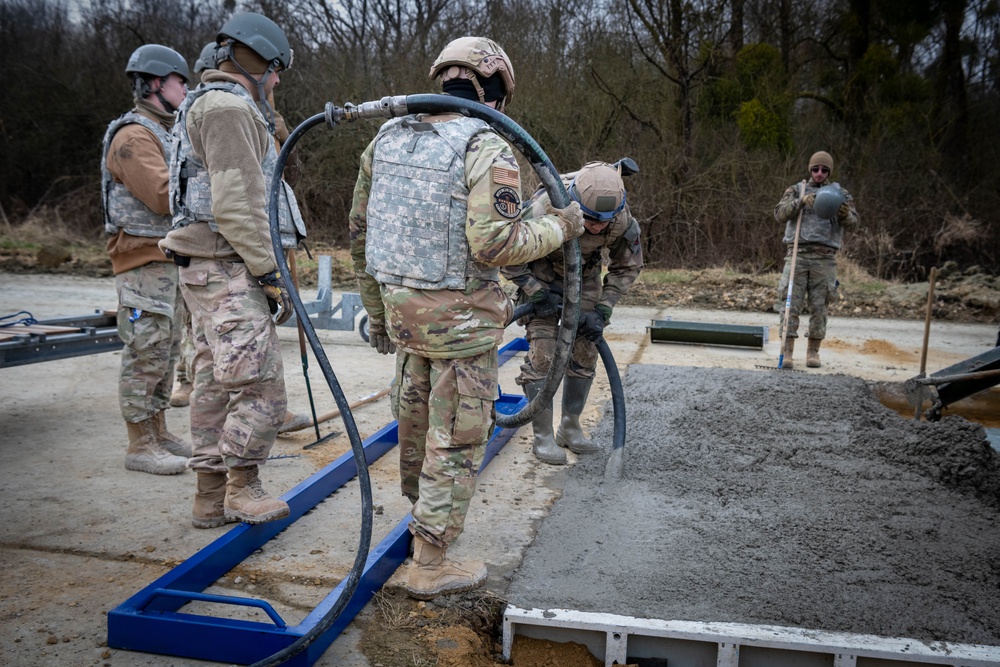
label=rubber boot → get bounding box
[124,419,188,475]
[806,338,822,368]
[403,534,487,600]
[781,337,795,369]
[523,381,566,465]
[224,466,290,524]
[169,382,193,407]
[555,377,600,454]
[192,472,235,529]
[155,410,192,457]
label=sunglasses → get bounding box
[811,166,830,174]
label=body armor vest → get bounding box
[783,181,846,249]
[365,115,499,289]
[101,112,173,238]
[168,82,305,249]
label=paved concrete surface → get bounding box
[1,272,997,666]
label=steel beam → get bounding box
[0,311,122,369]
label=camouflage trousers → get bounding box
[178,259,286,473]
[172,295,195,387]
[115,262,180,422]
[393,349,497,548]
[516,299,600,385]
[777,246,839,340]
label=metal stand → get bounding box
[280,255,367,339]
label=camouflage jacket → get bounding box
[349,112,569,358]
[774,180,860,250]
[502,186,643,317]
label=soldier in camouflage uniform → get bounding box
[160,13,296,528]
[774,151,860,368]
[349,36,585,599]
[503,161,643,465]
[102,44,193,476]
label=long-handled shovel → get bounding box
[777,180,807,370]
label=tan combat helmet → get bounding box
[568,162,627,221]
[429,36,515,112]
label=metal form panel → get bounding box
[931,346,1000,408]
[648,319,769,349]
[0,311,122,368]
[108,337,532,665]
[503,606,1000,667]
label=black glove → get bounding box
[367,318,396,355]
[529,288,562,318]
[257,270,293,326]
[578,309,606,343]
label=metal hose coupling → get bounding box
[324,96,409,126]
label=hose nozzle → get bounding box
[325,96,409,127]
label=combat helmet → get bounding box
[125,44,189,109]
[217,12,293,71]
[568,162,627,222]
[429,37,515,112]
[194,41,218,74]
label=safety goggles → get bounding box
[568,177,627,222]
[811,166,830,174]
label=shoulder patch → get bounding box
[493,186,521,219]
[492,165,519,188]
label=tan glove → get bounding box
[257,270,293,326]
[546,201,585,240]
[837,201,851,219]
[367,317,396,355]
[801,193,816,208]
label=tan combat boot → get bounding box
[806,338,822,368]
[155,410,192,457]
[403,534,487,600]
[124,418,189,475]
[781,337,795,369]
[224,466,290,524]
[192,472,236,529]
[555,377,600,454]
[524,381,566,465]
[169,382,193,408]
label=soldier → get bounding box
[102,44,192,475]
[349,36,585,599]
[169,42,217,409]
[160,12,296,528]
[503,161,643,465]
[773,151,860,368]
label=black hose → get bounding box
[508,303,626,454]
[254,112,373,667]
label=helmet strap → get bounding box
[222,43,278,134]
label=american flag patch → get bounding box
[492,166,520,188]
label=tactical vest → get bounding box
[101,112,173,238]
[168,82,305,249]
[365,115,499,290]
[783,181,846,250]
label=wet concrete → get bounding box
[507,365,1000,645]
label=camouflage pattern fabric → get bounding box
[172,295,195,387]
[776,246,839,340]
[178,258,286,472]
[115,262,181,422]
[393,350,497,547]
[774,181,860,249]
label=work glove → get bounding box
[529,288,562,318]
[800,193,816,209]
[578,309,607,343]
[367,317,396,355]
[546,201,585,241]
[257,270,293,326]
[837,201,851,219]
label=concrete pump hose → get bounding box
[258,112,373,667]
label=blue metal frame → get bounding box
[108,337,531,665]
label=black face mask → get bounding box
[442,73,506,105]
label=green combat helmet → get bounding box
[194,42,218,74]
[125,44,189,108]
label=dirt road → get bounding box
[1,272,998,666]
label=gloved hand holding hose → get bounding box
[529,287,562,319]
[257,269,293,325]
[546,201,585,240]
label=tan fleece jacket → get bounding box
[159,71,278,277]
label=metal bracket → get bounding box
[281,255,366,334]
